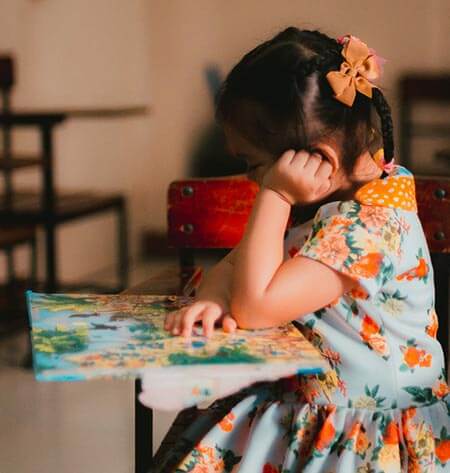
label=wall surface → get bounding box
[0,0,449,281]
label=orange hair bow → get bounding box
[326,35,381,107]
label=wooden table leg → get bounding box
[135,379,153,473]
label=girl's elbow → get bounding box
[230,297,258,329]
[230,297,270,330]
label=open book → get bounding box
[26,291,328,410]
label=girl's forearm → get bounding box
[230,188,291,324]
[195,258,233,311]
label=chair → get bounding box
[0,225,37,338]
[0,54,129,293]
[399,74,450,172]
[137,173,450,472]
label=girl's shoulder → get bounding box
[285,164,422,247]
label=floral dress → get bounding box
[154,165,450,473]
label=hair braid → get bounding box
[372,88,394,176]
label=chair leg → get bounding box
[6,247,15,285]
[135,379,153,473]
[30,234,37,287]
[178,248,195,293]
[23,235,38,369]
[44,221,57,292]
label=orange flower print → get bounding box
[349,285,369,300]
[432,378,450,399]
[349,252,383,279]
[218,411,235,432]
[425,308,438,339]
[436,439,450,464]
[378,420,401,472]
[179,443,227,472]
[383,421,399,445]
[315,408,336,451]
[313,234,349,267]
[360,315,390,359]
[396,249,429,283]
[401,415,435,471]
[328,216,353,228]
[191,466,209,473]
[358,205,390,228]
[262,463,279,473]
[400,339,433,372]
[378,443,401,472]
[347,422,370,456]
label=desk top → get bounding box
[0,105,149,125]
[27,290,328,410]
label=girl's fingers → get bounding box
[201,306,222,338]
[290,150,309,168]
[315,159,333,179]
[222,314,237,333]
[164,309,183,331]
[170,310,186,335]
[179,303,207,337]
[279,149,297,165]
[304,153,322,173]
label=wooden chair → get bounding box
[139,173,450,472]
[399,74,450,172]
[0,54,129,293]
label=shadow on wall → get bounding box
[188,122,247,177]
[188,64,247,178]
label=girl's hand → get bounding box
[164,300,237,338]
[262,149,333,205]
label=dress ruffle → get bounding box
[163,383,450,472]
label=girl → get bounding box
[160,27,450,472]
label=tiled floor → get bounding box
[0,256,216,473]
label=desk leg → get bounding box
[135,379,153,473]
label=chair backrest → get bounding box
[168,174,450,359]
[168,174,450,253]
[399,74,450,169]
[0,55,14,111]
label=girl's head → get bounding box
[215,27,393,194]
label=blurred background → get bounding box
[0,0,449,472]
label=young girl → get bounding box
[160,27,450,472]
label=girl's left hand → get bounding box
[262,149,333,205]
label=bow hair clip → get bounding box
[326,35,384,107]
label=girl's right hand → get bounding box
[163,300,237,338]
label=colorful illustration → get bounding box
[26,291,328,408]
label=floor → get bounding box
[0,255,216,473]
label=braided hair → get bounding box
[215,27,394,176]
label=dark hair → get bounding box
[214,27,394,176]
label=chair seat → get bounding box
[0,225,36,248]
[0,154,42,170]
[0,190,125,224]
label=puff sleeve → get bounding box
[291,201,404,298]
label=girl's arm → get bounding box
[165,246,238,337]
[194,246,238,309]
[230,168,356,330]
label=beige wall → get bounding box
[1,0,449,282]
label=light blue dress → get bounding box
[158,166,450,473]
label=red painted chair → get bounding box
[138,173,450,472]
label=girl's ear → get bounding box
[316,143,340,177]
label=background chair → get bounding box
[0,54,129,294]
[399,74,450,173]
